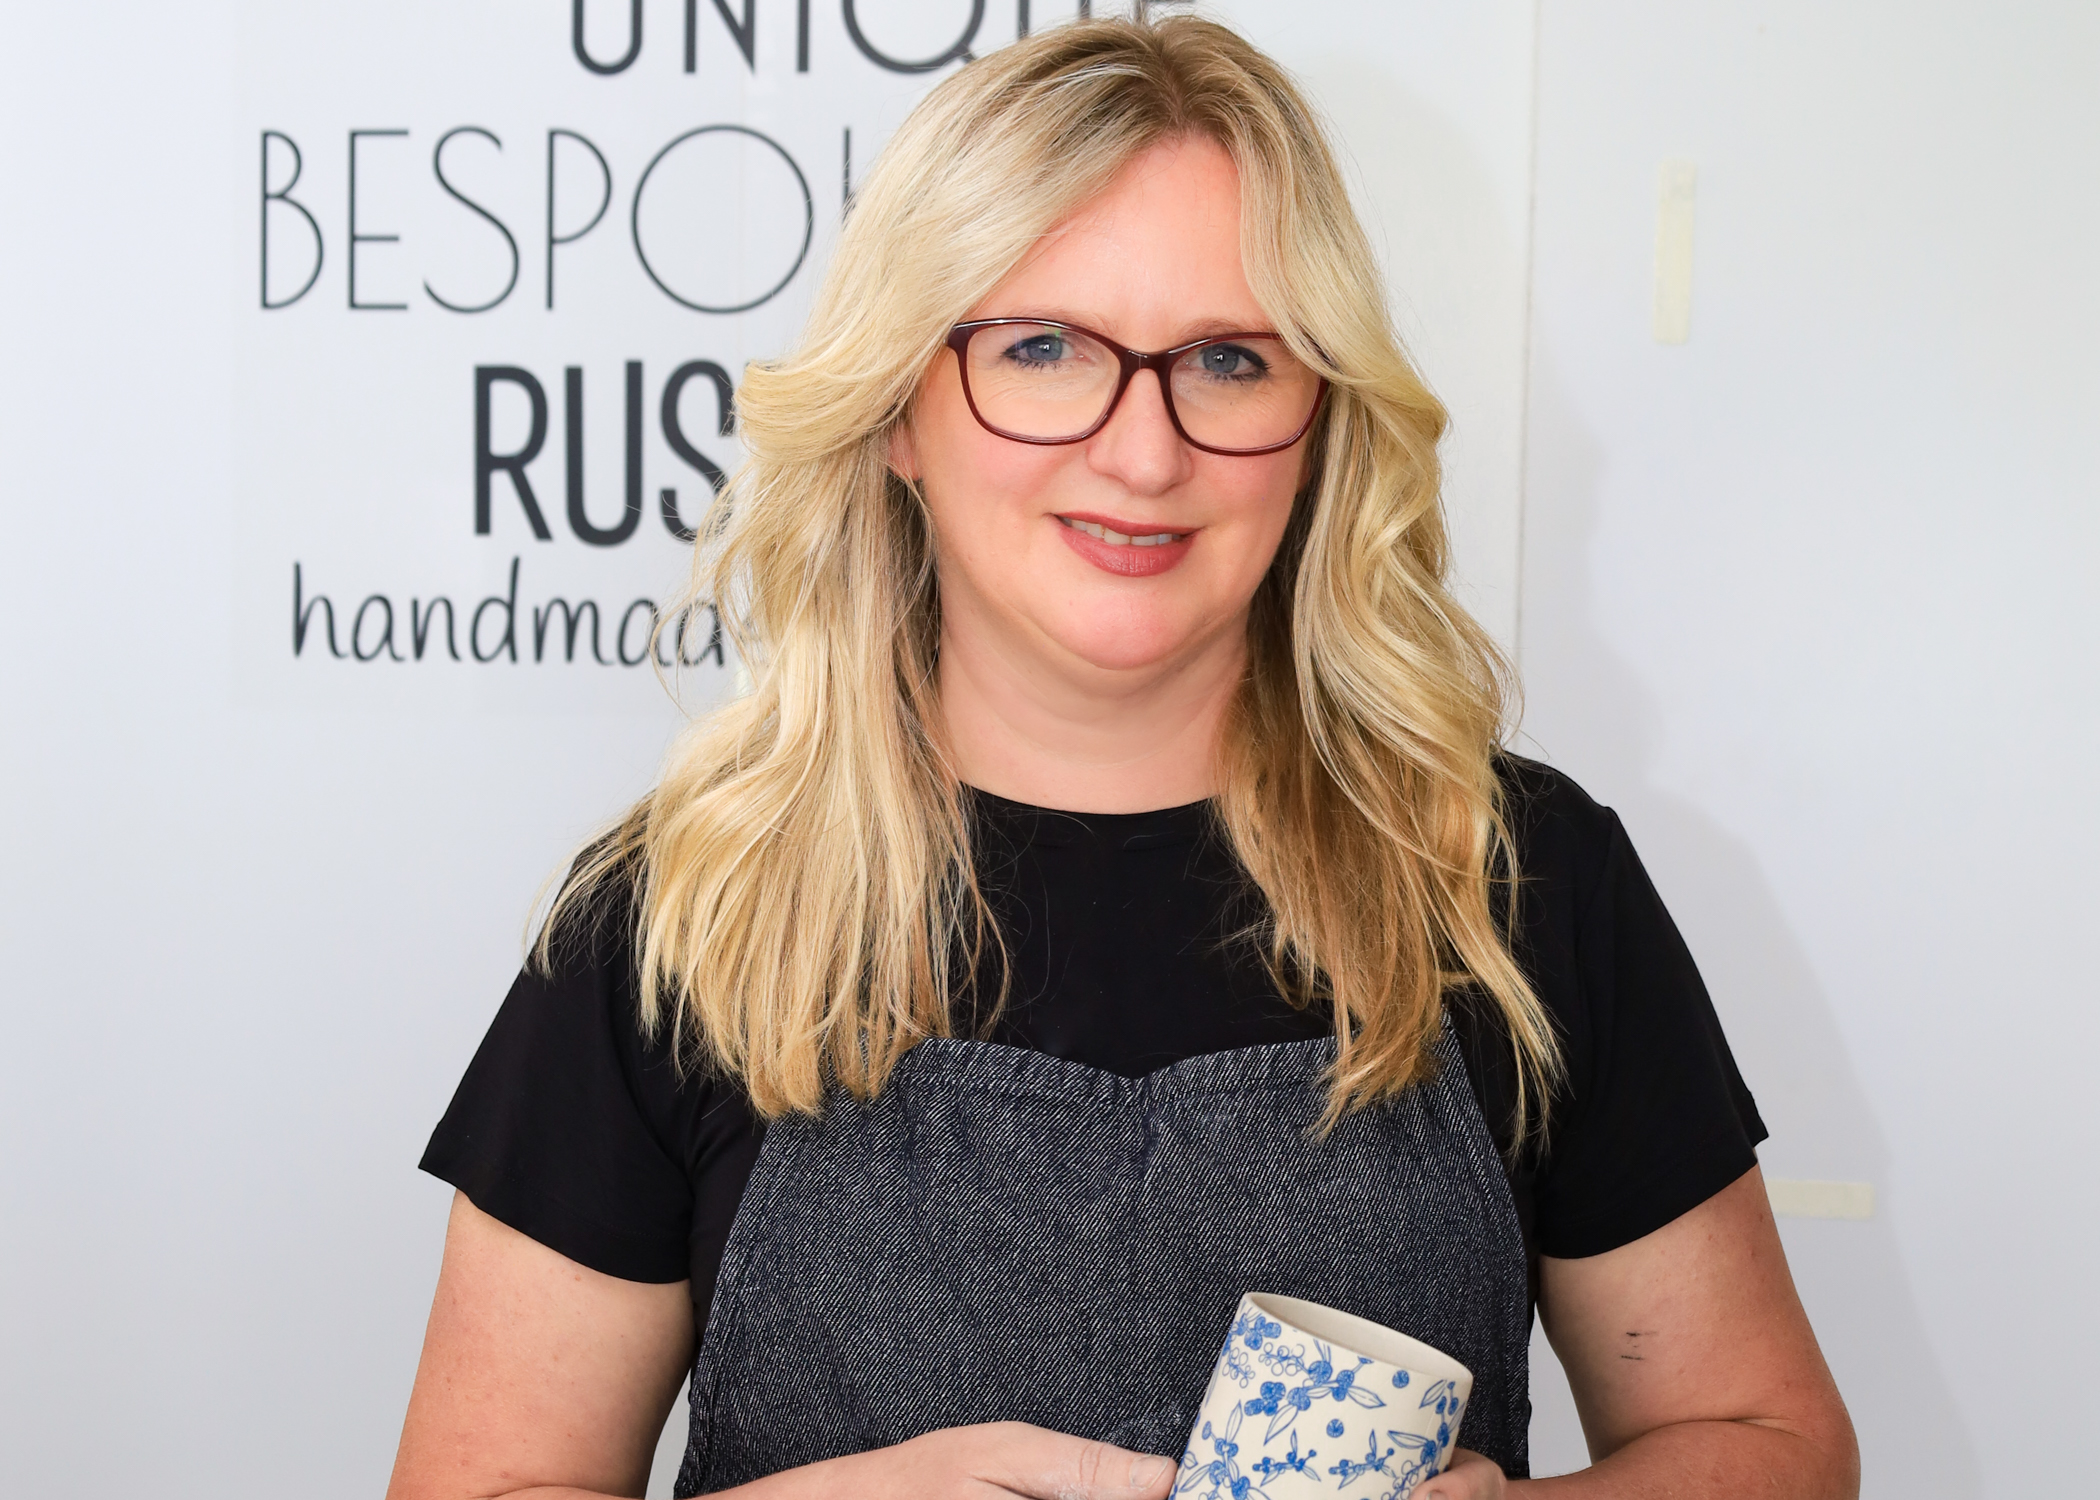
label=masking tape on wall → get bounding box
[1653,159,1697,343]
[1766,1178,1875,1220]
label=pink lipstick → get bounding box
[1053,512,1196,578]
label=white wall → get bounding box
[5,3,2093,1496]
[1519,3,2100,1493]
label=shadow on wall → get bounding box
[1514,344,1979,1497]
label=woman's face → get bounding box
[895,135,1311,681]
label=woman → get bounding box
[389,16,1857,1500]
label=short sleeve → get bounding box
[419,910,696,1284]
[1503,761,1769,1260]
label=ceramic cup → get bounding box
[1175,1293,1473,1500]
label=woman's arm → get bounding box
[386,1194,695,1500]
[385,1193,1179,1500]
[1424,1165,1859,1499]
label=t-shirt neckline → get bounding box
[964,784,1213,851]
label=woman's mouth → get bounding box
[1058,516,1189,547]
[1054,513,1196,577]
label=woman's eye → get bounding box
[1196,343,1269,380]
[1005,334,1068,364]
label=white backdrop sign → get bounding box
[236,1,1086,716]
[230,0,1534,719]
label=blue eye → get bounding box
[1005,334,1069,365]
[1194,342,1270,380]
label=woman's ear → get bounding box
[887,421,920,483]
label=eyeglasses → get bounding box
[944,318,1328,457]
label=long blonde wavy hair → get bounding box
[543,14,1561,1138]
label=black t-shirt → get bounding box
[421,758,1765,1337]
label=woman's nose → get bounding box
[1086,369,1195,496]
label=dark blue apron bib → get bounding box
[676,1029,1531,1495]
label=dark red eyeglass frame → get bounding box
[944,318,1329,457]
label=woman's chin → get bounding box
[1045,620,1216,678]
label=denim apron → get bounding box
[675,1029,1531,1495]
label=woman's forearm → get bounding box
[1515,1417,1859,1500]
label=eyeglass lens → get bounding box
[961,322,1321,451]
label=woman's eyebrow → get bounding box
[1175,316,1266,341]
[993,310,1276,345]
[982,308,1113,332]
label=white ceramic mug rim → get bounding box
[1245,1293,1475,1389]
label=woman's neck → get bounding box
[935,610,1248,815]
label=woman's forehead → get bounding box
[966,136,1264,346]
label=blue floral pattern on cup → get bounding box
[1178,1300,1469,1500]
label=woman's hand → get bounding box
[1414,1447,1509,1499]
[746,1421,1176,1500]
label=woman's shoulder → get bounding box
[1487,751,1671,1009]
[1479,751,1769,1257]
[418,849,723,1286]
[1493,751,1628,902]
[535,841,649,983]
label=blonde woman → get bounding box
[390,16,1855,1500]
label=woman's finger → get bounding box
[1414,1446,1506,1499]
[969,1421,1178,1500]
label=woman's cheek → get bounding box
[1210,466,1300,582]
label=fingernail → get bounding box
[1131,1454,1175,1487]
